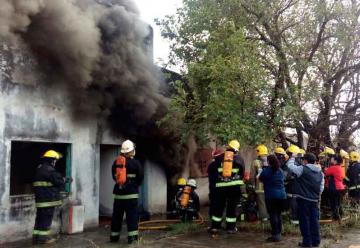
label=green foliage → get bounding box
[157,0,272,145]
[157,0,360,147]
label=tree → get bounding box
[158,0,360,150]
[157,0,271,145]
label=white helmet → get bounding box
[121,140,135,153]
[187,179,197,188]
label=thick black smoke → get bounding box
[0,0,166,123]
[0,0,181,175]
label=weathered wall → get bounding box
[143,161,167,214]
[0,42,123,243]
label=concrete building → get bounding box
[0,36,167,244]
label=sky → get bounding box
[133,0,183,67]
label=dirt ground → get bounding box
[6,224,360,248]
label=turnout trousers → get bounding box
[110,198,139,242]
[33,207,55,242]
[211,186,241,230]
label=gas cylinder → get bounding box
[223,151,234,178]
[115,155,127,186]
[180,186,192,208]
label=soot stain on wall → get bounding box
[4,110,70,141]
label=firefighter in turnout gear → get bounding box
[209,140,245,235]
[170,178,187,219]
[250,144,269,221]
[345,151,360,203]
[284,145,301,224]
[32,150,69,245]
[178,179,200,222]
[110,140,144,244]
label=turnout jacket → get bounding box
[112,156,144,200]
[346,162,360,190]
[208,152,245,188]
[33,161,65,208]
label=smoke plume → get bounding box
[0,0,181,174]
[0,0,167,131]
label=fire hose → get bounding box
[138,213,204,230]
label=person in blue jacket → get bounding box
[287,152,324,247]
[259,154,286,242]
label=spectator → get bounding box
[287,153,324,248]
[325,155,345,221]
[259,154,286,242]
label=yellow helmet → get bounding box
[318,152,326,157]
[228,140,240,152]
[350,151,360,162]
[324,147,335,155]
[298,149,306,157]
[177,177,186,186]
[43,150,62,160]
[256,145,268,156]
[340,149,349,159]
[275,147,286,155]
[286,144,300,154]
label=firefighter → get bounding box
[346,151,360,204]
[110,140,144,244]
[178,179,200,222]
[177,177,187,192]
[170,178,187,218]
[298,149,306,165]
[209,140,245,235]
[32,150,70,245]
[250,144,269,221]
[275,147,287,168]
[319,147,335,213]
[207,149,224,220]
[285,144,301,225]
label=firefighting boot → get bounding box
[110,235,120,243]
[226,227,238,234]
[128,235,139,244]
[35,237,57,245]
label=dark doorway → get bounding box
[10,141,71,196]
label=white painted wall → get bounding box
[99,145,120,216]
[143,160,167,214]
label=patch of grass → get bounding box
[168,222,202,235]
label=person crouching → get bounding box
[178,179,200,222]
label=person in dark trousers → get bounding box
[170,177,187,218]
[259,155,286,242]
[207,148,224,220]
[110,140,144,244]
[209,140,245,235]
[284,145,302,225]
[33,150,69,245]
[346,151,360,204]
[179,179,200,222]
[250,144,269,221]
[287,153,324,247]
[325,155,345,221]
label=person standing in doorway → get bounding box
[110,140,144,244]
[32,150,71,245]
